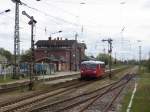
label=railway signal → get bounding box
[102,38,113,78]
[22,11,37,90]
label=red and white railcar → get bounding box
[80,60,105,78]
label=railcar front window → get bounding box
[86,64,97,69]
[81,64,86,69]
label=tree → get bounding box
[20,50,32,62]
[0,48,12,63]
[96,53,110,65]
[146,52,150,72]
[82,55,96,61]
[145,59,150,72]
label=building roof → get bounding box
[35,37,87,49]
[35,38,77,48]
[78,43,87,49]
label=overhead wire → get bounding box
[19,0,83,38]
[21,1,78,26]
[22,0,100,30]
[2,8,60,39]
[44,1,78,18]
[39,0,84,5]
[21,0,114,38]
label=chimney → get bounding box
[60,37,62,40]
[57,37,59,40]
[49,37,52,40]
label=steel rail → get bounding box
[0,80,93,112]
[30,74,134,112]
[79,74,135,112]
[54,74,134,112]
[0,79,79,107]
[0,67,129,108]
[103,84,126,112]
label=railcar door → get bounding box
[96,64,100,77]
[100,64,105,75]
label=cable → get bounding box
[20,1,78,27]
[43,1,78,17]
[22,0,109,34]
[40,0,83,5]
[1,8,62,37]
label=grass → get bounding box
[0,75,17,83]
[111,64,127,69]
[0,75,29,84]
[121,70,150,112]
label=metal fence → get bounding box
[0,63,56,77]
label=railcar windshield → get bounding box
[81,63,97,69]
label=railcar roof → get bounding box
[81,60,105,64]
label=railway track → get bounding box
[29,73,136,112]
[102,85,126,112]
[0,79,94,112]
[0,66,136,112]
[0,81,30,94]
[0,73,80,94]
[80,75,135,112]
[0,79,77,107]
[0,66,128,94]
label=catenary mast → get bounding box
[11,0,21,78]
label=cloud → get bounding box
[142,0,150,8]
[0,0,150,59]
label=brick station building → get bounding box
[35,37,86,71]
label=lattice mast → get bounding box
[12,0,21,78]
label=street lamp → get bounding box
[75,2,86,39]
[0,9,11,15]
[80,2,86,4]
[50,30,62,37]
[79,2,86,35]
[0,9,11,14]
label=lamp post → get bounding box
[120,1,126,63]
[0,9,11,15]
[50,30,62,37]
[79,2,86,37]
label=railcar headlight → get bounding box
[81,70,84,73]
[93,71,96,73]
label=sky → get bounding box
[0,0,150,60]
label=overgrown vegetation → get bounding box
[0,75,17,83]
[121,67,150,112]
[96,53,110,65]
[0,48,12,63]
[20,50,32,62]
[96,53,124,66]
[0,48,32,63]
